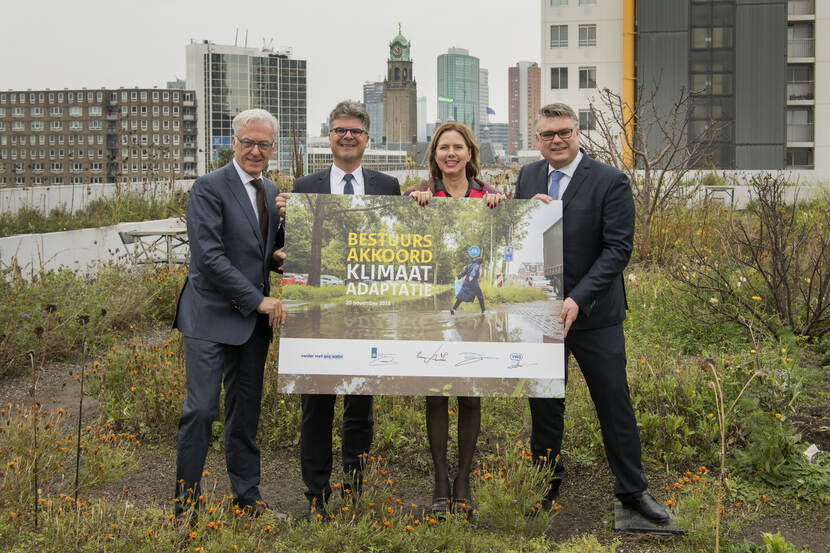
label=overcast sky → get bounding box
[2,0,539,134]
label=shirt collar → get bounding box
[232,157,261,184]
[331,164,364,187]
[547,150,583,179]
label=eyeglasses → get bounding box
[537,128,575,141]
[331,127,368,137]
[236,138,275,151]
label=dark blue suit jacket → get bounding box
[515,152,634,331]
[174,161,284,344]
[292,167,401,196]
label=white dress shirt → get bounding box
[547,150,583,200]
[329,164,365,195]
[232,158,263,222]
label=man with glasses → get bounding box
[289,100,400,520]
[173,108,286,519]
[515,103,669,523]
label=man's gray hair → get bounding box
[538,103,579,128]
[232,109,279,139]
[328,101,370,131]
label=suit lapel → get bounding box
[561,155,591,209]
[363,169,381,195]
[321,168,332,193]
[535,161,549,196]
[226,163,265,253]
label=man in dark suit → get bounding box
[515,103,669,522]
[173,108,286,518]
[280,101,400,519]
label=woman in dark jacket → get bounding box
[404,122,504,518]
[452,256,485,314]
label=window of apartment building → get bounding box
[0,108,5,117]
[89,121,102,130]
[71,177,82,185]
[163,92,169,101]
[172,120,180,130]
[130,106,137,116]
[67,92,74,103]
[550,25,568,48]
[49,148,55,158]
[122,91,128,102]
[86,92,93,102]
[163,120,170,130]
[37,93,44,103]
[96,92,103,102]
[52,162,62,172]
[579,24,597,47]
[551,67,568,89]
[29,93,35,103]
[69,106,82,117]
[48,93,55,103]
[140,91,148,101]
[12,107,24,117]
[32,176,42,185]
[68,136,74,145]
[692,27,733,49]
[0,94,5,103]
[30,121,44,131]
[153,134,160,144]
[578,110,596,131]
[57,93,63,103]
[153,91,159,102]
[579,67,597,88]
[32,162,44,173]
[89,106,102,116]
[57,136,64,145]
[173,92,179,102]
[140,106,147,116]
[162,106,169,116]
[70,163,82,172]
[0,123,5,131]
[31,107,43,117]
[172,107,179,116]
[141,135,148,145]
[130,91,137,101]
[16,176,25,185]
[140,120,147,130]
[69,121,82,130]
[53,177,63,184]
[152,106,159,116]
[50,107,62,117]
[152,120,159,131]
[12,121,24,131]
[90,162,102,172]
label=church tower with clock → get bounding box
[382,25,417,149]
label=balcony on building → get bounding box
[787,80,814,103]
[788,0,815,18]
[787,37,814,58]
[786,123,814,143]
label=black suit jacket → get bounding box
[515,152,634,331]
[174,162,284,344]
[292,167,401,196]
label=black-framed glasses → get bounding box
[236,138,275,151]
[331,127,368,137]
[537,128,575,141]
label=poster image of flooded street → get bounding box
[278,194,565,398]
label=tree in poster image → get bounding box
[285,195,399,286]
[453,200,536,276]
[391,198,464,284]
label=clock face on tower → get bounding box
[392,43,402,57]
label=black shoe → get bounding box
[619,491,670,523]
[538,478,562,512]
[306,498,331,523]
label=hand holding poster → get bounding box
[278,193,565,398]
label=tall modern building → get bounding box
[508,61,542,155]
[0,87,197,186]
[382,28,418,149]
[437,48,481,138]
[186,40,307,175]
[479,68,490,127]
[417,96,427,142]
[363,81,384,146]
[539,0,828,171]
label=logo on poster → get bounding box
[371,347,378,359]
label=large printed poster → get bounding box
[277,193,565,398]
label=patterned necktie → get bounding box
[250,177,269,242]
[548,170,563,200]
[343,173,354,195]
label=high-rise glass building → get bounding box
[186,40,307,175]
[363,81,384,146]
[437,48,480,138]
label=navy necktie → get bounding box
[343,173,354,195]
[548,170,563,200]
